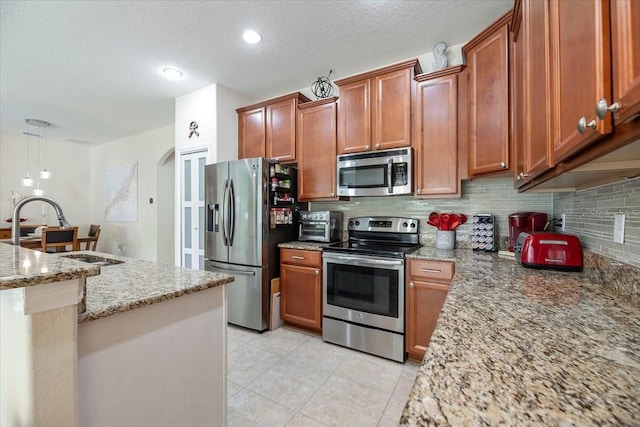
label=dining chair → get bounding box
[83,224,101,251]
[41,226,79,253]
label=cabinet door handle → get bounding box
[331,192,335,197]
[421,268,441,274]
[577,116,597,134]
[517,172,530,181]
[315,270,320,275]
[416,188,422,194]
[499,161,506,169]
[375,143,380,149]
[595,98,620,120]
[292,255,305,260]
[409,282,415,288]
[365,145,371,151]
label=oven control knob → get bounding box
[358,313,363,318]
[410,223,416,228]
[403,222,408,228]
[355,220,360,226]
[349,221,354,226]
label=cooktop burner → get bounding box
[323,216,422,258]
[323,240,422,258]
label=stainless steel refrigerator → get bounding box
[204,157,302,331]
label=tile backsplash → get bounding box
[310,177,554,250]
[554,176,640,268]
[311,175,639,268]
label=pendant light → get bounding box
[21,124,34,187]
[39,121,51,179]
[23,118,52,180]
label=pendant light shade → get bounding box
[22,173,34,187]
[33,182,44,196]
[40,169,51,179]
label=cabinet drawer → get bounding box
[408,259,454,282]
[280,248,322,267]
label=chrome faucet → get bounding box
[11,196,71,246]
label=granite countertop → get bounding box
[401,250,639,425]
[0,243,100,289]
[0,244,234,324]
[75,251,234,323]
[278,241,334,251]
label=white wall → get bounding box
[89,125,174,261]
[156,151,175,265]
[216,84,250,162]
[175,84,218,157]
[0,131,91,230]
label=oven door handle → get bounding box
[325,254,403,267]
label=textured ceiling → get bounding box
[0,0,512,145]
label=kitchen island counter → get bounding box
[278,241,334,251]
[73,250,234,323]
[0,243,100,289]
[401,250,639,425]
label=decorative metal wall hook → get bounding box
[311,70,334,99]
[189,121,199,138]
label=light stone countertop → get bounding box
[76,251,234,323]
[0,244,234,324]
[400,250,640,425]
[278,241,334,251]
[0,243,100,289]
[278,242,639,424]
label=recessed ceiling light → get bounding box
[243,30,261,44]
[161,67,183,80]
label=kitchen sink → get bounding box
[60,253,124,267]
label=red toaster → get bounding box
[515,232,583,272]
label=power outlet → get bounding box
[561,213,566,232]
[614,213,625,244]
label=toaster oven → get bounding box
[298,211,343,242]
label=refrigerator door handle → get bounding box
[229,179,236,246]
[222,179,230,246]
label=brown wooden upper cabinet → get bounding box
[335,60,422,155]
[297,97,340,201]
[463,12,512,177]
[511,0,553,187]
[413,66,465,198]
[548,0,612,164]
[509,0,640,191]
[237,92,310,162]
[608,0,640,126]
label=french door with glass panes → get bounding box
[180,150,207,270]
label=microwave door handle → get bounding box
[387,158,393,194]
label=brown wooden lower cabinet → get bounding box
[280,248,322,332]
[406,259,455,360]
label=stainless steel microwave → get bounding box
[336,148,412,197]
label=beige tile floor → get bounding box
[227,325,421,427]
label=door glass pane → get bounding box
[185,253,192,267]
[184,207,192,248]
[198,157,206,201]
[199,206,204,249]
[184,159,192,202]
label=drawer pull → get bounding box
[292,255,305,260]
[420,268,441,274]
[409,282,415,288]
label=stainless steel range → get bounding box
[322,216,421,362]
